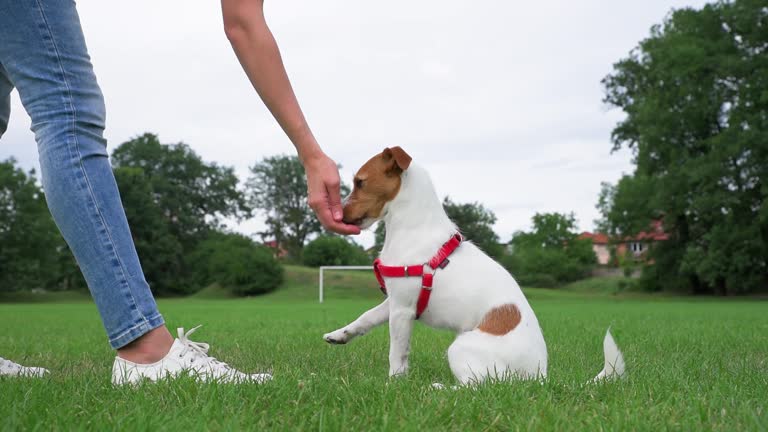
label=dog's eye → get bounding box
[354,178,364,189]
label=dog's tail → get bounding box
[592,328,625,382]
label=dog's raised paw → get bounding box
[323,330,349,345]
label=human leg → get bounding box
[0,0,166,351]
[0,2,271,383]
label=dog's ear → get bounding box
[382,147,412,174]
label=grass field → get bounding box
[1,266,766,431]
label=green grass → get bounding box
[1,268,767,431]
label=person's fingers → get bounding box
[326,180,343,222]
[304,155,359,234]
[310,191,360,235]
[318,207,360,235]
[327,221,361,235]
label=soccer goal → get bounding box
[318,265,372,303]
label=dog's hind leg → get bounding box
[323,298,389,345]
[445,330,497,386]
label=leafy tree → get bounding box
[188,232,283,296]
[514,213,582,250]
[112,133,249,247]
[602,0,768,294]
[113,167,185,295]
[112,133,249,295]
[303,235,369,267]
[595,175,657,237]
[246,155,316,260]
[443,197,503,258]
[372,222,386,256]
[372,197,502,258]
[246,155,349,259]
[503,212,595,286]
[0,159,67,292]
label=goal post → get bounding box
[318,265,373,303]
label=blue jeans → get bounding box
[0,0,164,349]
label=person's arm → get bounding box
[221,0,360,235]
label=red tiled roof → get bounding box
[579,232,609,244]
[625,220,669,241]
[581,220,669,244]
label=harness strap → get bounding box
[372,233,463,319]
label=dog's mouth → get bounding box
[343,213,378,230]
[343,214,366,227]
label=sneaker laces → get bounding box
[176,326,235,373]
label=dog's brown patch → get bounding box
[477,304,521,336]
[342,147,412,224]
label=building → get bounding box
[579,220,669,266]
[578,232,610,265]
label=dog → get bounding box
[323,147,625,385]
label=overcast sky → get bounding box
[0,0,708,248]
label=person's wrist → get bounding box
[297,142,325,167]
[290,127,323,165]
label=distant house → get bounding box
[578,232,610,265]
[263,240,288,258]
[579,220,669,266]
[616,219,669,260]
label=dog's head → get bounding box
[342,147,412,229]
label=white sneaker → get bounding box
[0,356,49,377]
[111,326,273,385]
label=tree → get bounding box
[595,175,657,237]
[113,167,184,295]
[246,155,350,259]
[188,232,283,296]
[443,197,503,258]
[112,133,249,246]
[503,212,595,286]
[602,0,768,294]
[112,133,249,295]
[0,159,67,292]
[303,235,369,267]
[372,222,386,256]
[247,155,316,260]
[372,197,503,258]
[514,213,582,250]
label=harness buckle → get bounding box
[403,266,409,277]
[421,268,435,290]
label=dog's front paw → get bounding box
[323,328,351,345]
[388,366,409,378]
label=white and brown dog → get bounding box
[323,147,625,385]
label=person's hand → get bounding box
[304,153,361,235]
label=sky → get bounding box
[0,0,709,248]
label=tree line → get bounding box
[1,134,286,296]
[1,0,765,296]
[0,132,593,296]
[597,0,767,295]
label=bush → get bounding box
[303,235,369,267]
[617,278,639,292]
[499,238,594,287]
[514,273,558,288]
[190,232,283,296]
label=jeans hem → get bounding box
[109,314,165,349]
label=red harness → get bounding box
[373,233,463,319]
